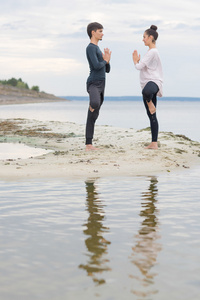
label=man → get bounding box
[85,22,111,151]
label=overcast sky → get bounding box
[0,0,200,97]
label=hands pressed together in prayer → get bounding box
[103,48,112,63]
[132,50,140,64]
[103,48,140,65]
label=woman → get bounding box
[132,25,163,150]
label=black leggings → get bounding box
[142,81,159,142]
[85,80,105,145]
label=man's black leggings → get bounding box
[142,81,159,142]
[85,80,105,145]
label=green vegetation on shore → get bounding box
[0,77,40,92]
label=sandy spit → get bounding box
[0,118,200,180]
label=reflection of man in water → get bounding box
[79,181,111,285]
[130,177,162,297]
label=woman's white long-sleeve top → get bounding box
[135,48,163,97]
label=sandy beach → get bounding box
[0,117,200,180]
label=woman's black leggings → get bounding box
[142,81,159,142]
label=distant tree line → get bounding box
[0,77,40,92]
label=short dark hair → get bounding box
[145,25,158,43]
[87,22,103,39]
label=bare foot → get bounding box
[86,144,99,151]
[147,101,156,114]
[145,142,158,150]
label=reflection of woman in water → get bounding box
[79,181,111,285]
[130,177,162,297]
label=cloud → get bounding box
[0,57,84,75]
[0,0,200,96]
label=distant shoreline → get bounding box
[0,83,69,106]
[0,96,68,106]
[62,96,200,101]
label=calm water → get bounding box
[0,100,200,299]
[0,100,200,141]
[0,170,200,299]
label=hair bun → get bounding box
[150,25,157,31]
